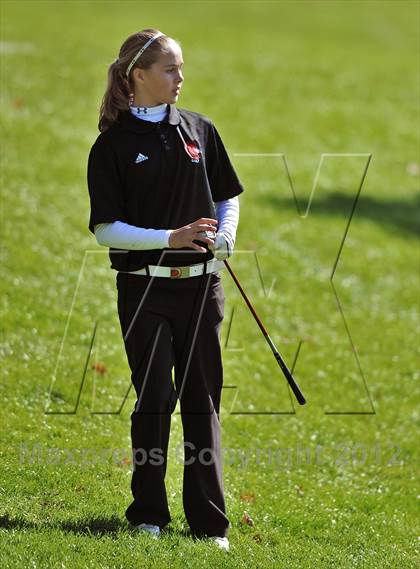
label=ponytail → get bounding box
[98,60,130,133]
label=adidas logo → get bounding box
[135,153,149,164]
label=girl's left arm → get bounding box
[215,196,239,248]
[210,196,240,259]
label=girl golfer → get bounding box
[87,28,244,551]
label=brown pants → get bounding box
[116,270,229,538]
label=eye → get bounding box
[166,65,184,73]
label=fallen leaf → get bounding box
[295,484,304,496]
[91,362,107,375]
[118,456,132,467]
[406,163,419,176]
[240,492,256,503]
[241,511,254,526]
[12,98,25,108]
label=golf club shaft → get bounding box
[223,259,306,405]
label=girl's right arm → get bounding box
[94,221,172,250]
[94,217,217,252]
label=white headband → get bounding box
[125,32,165,78]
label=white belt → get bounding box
[119,259,225,279]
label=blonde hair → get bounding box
[98,29,180,132]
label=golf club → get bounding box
[223,259,306,405]
[197,230,306,405]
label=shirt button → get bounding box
[164,145,170,151]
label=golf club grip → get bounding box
[272,348,306,405]
[224,260,306,405]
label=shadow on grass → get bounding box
[0,513,191,538]
[0,513,126,536]
[263,191,420,238]
[61,516,128,536]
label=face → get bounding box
[132,40,184,107]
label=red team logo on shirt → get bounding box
[184,140,201,163]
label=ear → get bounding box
[132,67,145,83]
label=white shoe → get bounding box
[135,523,160,538]
[209,536,229,551]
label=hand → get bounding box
[208,233,231,260]
[168,217,217,252]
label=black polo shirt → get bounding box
[87,105,244,272]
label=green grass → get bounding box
[1,0,419,567]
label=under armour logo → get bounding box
[135,153,149,164]
[137,107,148,114]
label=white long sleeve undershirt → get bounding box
[94,196,239,250]
[214,196,239,248]
[94,222,173,249]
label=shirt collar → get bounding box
[130,102,167,119]
[116,104,181,134]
